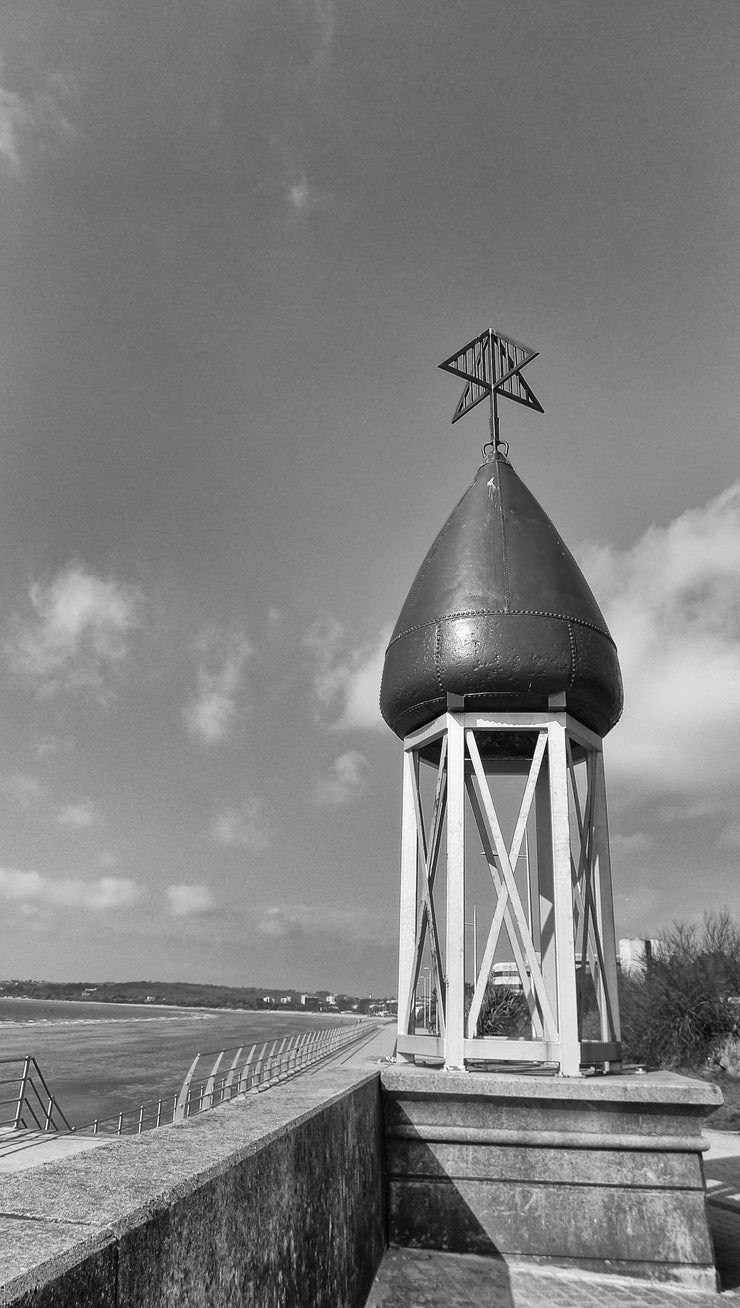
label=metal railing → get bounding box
[0,1056,73,1134]
[81,1020,376,1137]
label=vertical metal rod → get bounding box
[14,1057,30,1130]
[591,748,622,1056]
[548,715,581,1076]
[398,750,420,1051]
[445,710,466,1069]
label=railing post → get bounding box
[14,1057,31,1130]
[238,1044,258,1093]
[223,1047,243,1102]
[203,1052,224,1110]
[174,1054,201,1123]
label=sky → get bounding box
[0,1,737,996]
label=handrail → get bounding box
[0,1056,73,1134]
[0,1021,377,1159]
[78,1019,377,1137]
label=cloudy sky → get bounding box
[0,1,737,995]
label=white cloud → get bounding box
[0,867,143,912]
[56,800,97,831]
[183,630,251,744]
[288,174,334,214]
[718,820,740,850]
[0,773,47,808]
[581,481,740,813]
[212,796,271,850]
[0,775,100,832]
[0,82,29,170]
[304,618,389,730]
[256,901,378,941]
[314,749,369,806]
[8,564,142,698]
[610,831,652,858]
[258,906,289,938]
[0,61,74,175]
[309,0,337,79]
[167,883,214,917]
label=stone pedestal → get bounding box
[381,1066,722,1290]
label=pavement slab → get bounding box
[365,1246,740,1308]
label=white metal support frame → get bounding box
[394,702,622,1075]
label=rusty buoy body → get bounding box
[380,452,622,746]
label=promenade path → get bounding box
[3,1026,738,1303]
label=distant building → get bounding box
[619,938,662,976]
[300,994,321,1011]
[491,962,523,992]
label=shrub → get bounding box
[474,982,531,1038]
[619,910,740,1069]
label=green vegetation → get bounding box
[619,910,740,1130]
[0,978,366,1012]
[619,911,740,1069]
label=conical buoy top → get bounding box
[380,453,623,741]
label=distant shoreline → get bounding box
[0,996,358,1027]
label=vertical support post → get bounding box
[548,714,581,1075]
[397,749,419,1057]
[591,747,622,1054]
[445,711,466,1069]
[535,762,557,1027]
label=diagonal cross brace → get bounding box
[405,739,448,1036]
[466,731,559,1040]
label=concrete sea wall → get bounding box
[0,1066,386,1308]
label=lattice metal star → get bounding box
[439,328,543,449]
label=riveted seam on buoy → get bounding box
[386,608,614,651]
[392,695,445,735]
[433,620,444,693]
[568,621,577,687]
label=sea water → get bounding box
[0,998,344,1128]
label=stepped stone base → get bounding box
[381,1066,722,1291]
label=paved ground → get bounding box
[0,1125,108,1171]
[366,1247,738,1308]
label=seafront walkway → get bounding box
[337,1030,740,1306]
[1,1024,738,1305]
[285,1028,740,1303]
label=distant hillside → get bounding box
[0,978,366,1012]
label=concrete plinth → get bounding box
[381,1066,722,1291]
